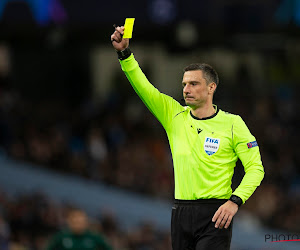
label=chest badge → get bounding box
[204,137,220,156]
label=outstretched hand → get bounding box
[111,25,129,51]
[212,201,238,229]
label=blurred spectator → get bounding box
[45,208,112,250]
[86,126,108,178]
[0,214,10,250]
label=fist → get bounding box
[111,26,129,51]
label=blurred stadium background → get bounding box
[0,0,299,249]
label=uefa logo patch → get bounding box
[247,141,258,148]
[204,137,220,156]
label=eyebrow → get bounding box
[182,80,200,85]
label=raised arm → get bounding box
[111,25,183,129]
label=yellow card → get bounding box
[123,18,135,38]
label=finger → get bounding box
[116,26,124,36]
[118,26,125,32]
[212,209,221,222]
[111,34,118,42]
[219,214,229,229]
[215,211,225,228]
[111,33,122,43]
[113,25,124,31]
[114,31,122,41]
[224,216,232,229]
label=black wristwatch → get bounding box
[229,195,243,207]
[117,47,132,60]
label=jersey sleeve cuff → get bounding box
[119,54,136,71]
[231,193,245,204]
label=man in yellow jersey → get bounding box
[111,26,264,250]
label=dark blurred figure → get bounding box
[46,208,112,250]
[0,214,10,250]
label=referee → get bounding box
[111,26,264,250]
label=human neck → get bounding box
[190,103,216,119]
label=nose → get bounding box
[183,84,190,94]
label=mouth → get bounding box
[185,96,194,100]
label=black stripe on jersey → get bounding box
[173,110,187,119]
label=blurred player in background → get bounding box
[46,208,112,250]
[111,25,264,250]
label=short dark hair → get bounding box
[184,63,219,86]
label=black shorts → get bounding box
[171,199,233,250]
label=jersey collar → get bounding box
[190,105,219,120]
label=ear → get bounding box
[208,82,217,94]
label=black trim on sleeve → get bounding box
[229,195,243,207]
[117,47,132,60]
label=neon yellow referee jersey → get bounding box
[120,54,264,203]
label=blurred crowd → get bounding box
[0,88,174,199]
[0,45,299,249]
[0,189,171,250]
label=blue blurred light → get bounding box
[0,0,67,25]
[275,0,300,26]
[148,0,177,24]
